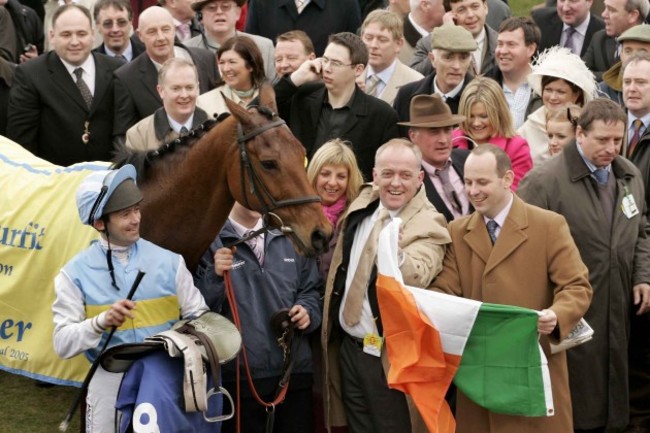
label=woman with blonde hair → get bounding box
[196,36,266,116]
[546,104,582,157]
[452,76,532,190]
[307,139,364,280]
[306,139,363,433]
[518,46,597,166]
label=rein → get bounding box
[235,108,321,251]
[224,270,296,433]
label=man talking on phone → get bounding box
[274,31,399,181]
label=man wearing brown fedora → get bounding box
[399,93,472,222]
[393,23,477,127]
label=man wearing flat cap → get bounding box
[393,23,476,130]
[185,0,276,81]
[600,23,650,105]
[52,165,208,433]
[399,93,472,222]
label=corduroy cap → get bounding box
[398,94,466,128]
[618,24,650,44]
[430,24,478,52]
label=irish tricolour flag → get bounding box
[376,220,553,433]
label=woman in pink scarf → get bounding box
[452,77,533,190]
[306,138,364,433]
[307,139,364,284]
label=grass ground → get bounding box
[511,0,541,18]
[0,3,541,432]
[0,370,81,433]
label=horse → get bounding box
[113,84,332,270]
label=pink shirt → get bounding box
[452,130,533,190]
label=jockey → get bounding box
[52,164,208,433]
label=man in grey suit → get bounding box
[185,0,276,81]
[113,6,218,140]
[7,4,123,166]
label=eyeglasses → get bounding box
[100,19,130,29]
[321,56,354,69]
[203,1,236,13]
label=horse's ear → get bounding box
[258,82,278,114]
[223,92,255,129]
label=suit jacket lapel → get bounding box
[48,52,88,111]
[308,86,327,130]
[464,212,492,265]
[422,171,454,222]
[91,53,111,113]
[140,56,161,103]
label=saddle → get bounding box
[100,312,242,422]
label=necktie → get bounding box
[295,0,307,13]
[563,27,577,55]
[469,54,479,76]
[115,54,127,63]
[435,165,462,213]
[486,219,498,245]
[627,119,643,158]
[180,126,189,135]
[176,23,191,41]
[593,168,608,185]
[244,230,264,264]
[73,68,93,109]
[365,75,381,97]
[342,209,390,327]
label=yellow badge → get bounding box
[363,333,383,357]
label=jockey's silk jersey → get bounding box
[63,239,182,363]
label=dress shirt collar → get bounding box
[482,191,513,230]
[433,76,464,100]
[167,113,195,134]
[104,41,134,62]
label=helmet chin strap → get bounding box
[102,217,120,291]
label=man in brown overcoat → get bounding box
[431,144,593,433]
[519,98,650,433]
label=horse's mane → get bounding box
[111,113,230,181]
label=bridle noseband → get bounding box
[231,107,321,249]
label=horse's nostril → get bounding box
[311,229,329,254]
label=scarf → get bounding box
[322,195,347,227]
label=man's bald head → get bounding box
[138,6,173,30]
[137,6,175,64]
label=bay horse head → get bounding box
[115,83,332,270]
[223,86,333,258]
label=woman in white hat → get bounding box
[517,46,598,167]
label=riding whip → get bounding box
[59,270,146,432]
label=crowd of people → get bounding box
[2,0,650,432]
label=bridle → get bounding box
[232,107,321,249]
